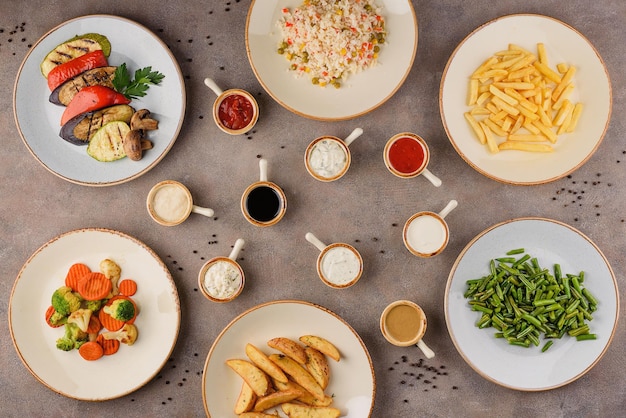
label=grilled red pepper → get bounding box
[47,50,108,91]
[61,85,130,126]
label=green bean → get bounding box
[576,333,597,341]
[541,340,554,352]
[464,248,599,353]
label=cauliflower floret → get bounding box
[100,259,121,298]
[102,323,138,346]
[67,308,92,332]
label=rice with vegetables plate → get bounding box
[277,0,386,88]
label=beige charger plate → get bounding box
[439,14,611,185]
[245,0,417,120]
[202,300,375,417]
[9,228,181,400]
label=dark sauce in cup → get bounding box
[245,185,281,223]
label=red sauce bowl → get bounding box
[212,89,259,135]
[383,132,430,178]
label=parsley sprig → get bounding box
[113,63,165,100]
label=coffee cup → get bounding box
[305,232,363,289]
[198,238,245,302]
[304,127,363,182]
[241,159,287,227]
[146,180,215,226]
[403,199,457,257]
[380,300,435,358]
[383,132,442,187]
[204,77,259,135]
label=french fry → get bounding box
[299,335,341,362]
[269,354,326,401]
[499,141,553,152]
[281,403,341,418]
[464,42,582,154]
[304,347,330,389]
[234,382,257,415]
[246,343,288,383]
[226,359,272,397]
[267,337,308,365]
[254,389,302,413]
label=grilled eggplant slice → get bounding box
[40,33,111,78]
[60,104,134,146]
[50,66,117,106]
[87,121,131,162]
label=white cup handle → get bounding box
[228,238,245,260]
[203,77,223,96]
[438,199,458,219]
[191,205,215,218]
[305,232,327,252]
[421,168,442,187]
[343,128,363,146]
[416,339,435,359]
[259,158,268,182]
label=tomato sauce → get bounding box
[218,94,254,130]
[388,136,426,174]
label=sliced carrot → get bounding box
[98,306,125,331]
[97,333,120,355]
[86,314,102,334]
[77,272,112,301]
[78,341,104,361]
[45,305,63,328]
[118,279,137,296]
[65,263,91,291]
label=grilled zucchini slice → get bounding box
[87,121,130,162]
[40,33,111,78]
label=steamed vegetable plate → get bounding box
[45,260,140,361]
[40,32,164,162]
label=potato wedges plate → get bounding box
[202,300,375,417]
[13,14,185,186]
[439,14,611,185]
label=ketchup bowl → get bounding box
[204,78,259,135]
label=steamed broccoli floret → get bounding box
[48,310,68,326]
[84,298,103,312]
[55,322,89,351]
[51,286,82,316]
[103,298,135,321]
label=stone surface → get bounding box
[1,0,624,416]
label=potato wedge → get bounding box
[239,413,279,418]
[281,402,341,418]
[226,359,271,397]
[299,335,341,362]
[305,347,330,389]
[246,343,288,383]
[234,382,257,414]
[268,337,307,365]
[254,388,302,412]
[273,379,334,407]
[269,354,325,401]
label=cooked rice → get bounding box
[277,0,386,88]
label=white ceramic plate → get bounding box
[439,14,612,185]
[13,15,186,186]
[445,218,619,391]
[202,300,375,417]
[246,0,417,120]
[9,228,181,400]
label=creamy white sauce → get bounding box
[406,214,446,254]
[308,139,348,179]
[321,246,361,285]
[203,260,242,299]
[152,184,191,223]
